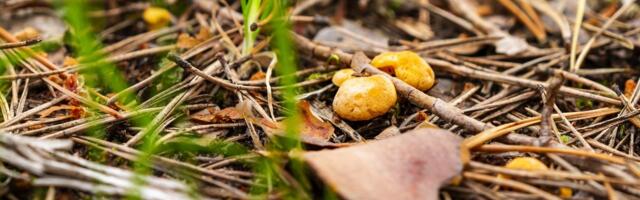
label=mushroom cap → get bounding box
[502,157,573,198]
[371,51,435,91]
[504,157,548,171]
[143,7,172,30]
[332,75,397,121]
[15,27,40,41]
[332,69,356,86]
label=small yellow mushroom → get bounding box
[143,7,172,30]
[502,157,573,198]
[15,27,40,41]
[371,51,435,91]
[331,69,355,86]
[504,157,548,171]
[333,75,397,121]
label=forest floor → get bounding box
[1,0,640,199]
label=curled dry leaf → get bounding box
[304,128,463,200]
[177,28,212,49]
[374,125,400,140]
[298,100,335,144]
[395,17,434,40]
[63,56,79,67]
[249,71,266,81]
[190,107,243,123]
[238,100,336,146]
[495,36,529,55]
[625,79,636,98]
[38,105,85,119]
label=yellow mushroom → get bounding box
[331,69,355,86]
[332,75,397,121]
[371,51,435,91]
[143,7,172,30]
[15,27,40,41]
[502,157,573,198]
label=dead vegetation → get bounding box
[1,0,640,199]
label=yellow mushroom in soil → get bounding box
[332,75,397,121]
[143,7,172,30]
[501,157,573,198]
[371,51,435,91]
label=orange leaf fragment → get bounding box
[176,28,212,49]
[249,71,266,81]
[242,100,336,146]
[298,100,335,144]
[63,57,79,67]
[190,107,243,123]
[625,79,636,98]
[38,105,85,119]
[176,33,199,49]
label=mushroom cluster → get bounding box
[331,51,435,121]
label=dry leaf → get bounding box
[375,125,400,140]
[177,28,212,49]
[625,79,636,98]
[38,105,85,119]
[63,73,78,93]
[395,17,433,40]
[495,36,529,55]
[298,101,335,144]
[449,33,483,55]
[63,57,78,67]
[415,120,439,129]
[242,100,336,146]
[194,27,211,41]
[250,71,266,81]
[190,107,243,123]
[176,33,199,49]
[304,128,463,200]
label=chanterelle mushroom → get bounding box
[332,75,397,121]
[501,157,572,198]
[331,69,355,86]
[371,51,435,91]
[143,7,172,30]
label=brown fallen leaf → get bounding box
[298,100,335,144]
[374,125,400,140]
[395,17,433,40]
[176,28,212,49]
[304,128,463,200]
[176,33,199,49]
[249,71,266,81]
[38,105,85,119]
[190,107,243,123]
[240,100,337,146]
[625,79,635,98]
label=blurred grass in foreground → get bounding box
[0,0,323,198]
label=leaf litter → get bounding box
[0,0,640,199]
